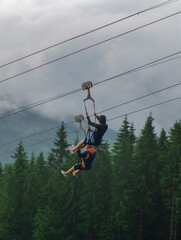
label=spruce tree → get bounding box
[0,164,16,240]
[33,153,49,208]
[93,142,112,240]
[132,114,161,240]
[111,116,136,240]
[23,153,37,238]
[33,206,55,240]
[161,121,181,240]
[0,162,3,177]
[48,121,69,168]
[11,142,29,240]
[157,129,170,239]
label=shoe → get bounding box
[68,146,73,153]
[72,171,76,176]
[61,170,67,177]
[68,145,75,153]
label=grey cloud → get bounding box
[0,0,180,135]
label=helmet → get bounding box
[98,115,106,124]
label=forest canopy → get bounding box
[0,115,180,240]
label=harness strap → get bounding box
[86,127,92,141]
[76,130,79,142]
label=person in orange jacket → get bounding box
[61,144,96,177]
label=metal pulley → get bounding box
[82,81,94,102]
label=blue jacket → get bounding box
[87,116,108,145]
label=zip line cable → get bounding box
[97,82,181,115]
[0,51,180,120]
[1,95,181,157]
[0,81,181,148]
[0,121,75,148]
[0,11,180,85]
[107,96,181,122]
[93,51,181,86]
[0,87,82,119]
[0,0,178,69]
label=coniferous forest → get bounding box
[0,115,181,240]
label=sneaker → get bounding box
[72,171,76,176]
[68,146,73,153]
[61,170,67,177]
[68,145,75,153]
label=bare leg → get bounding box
[79,143,86,150]
[72,140,85,152]
[73,169,81,175]
[61,166,81,177]
[65,166,75,175]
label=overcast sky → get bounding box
[0,0,181,137]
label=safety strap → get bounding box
[86,127,93,141]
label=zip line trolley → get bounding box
[74,114,86,142]
[81,81,96,140]
[82,81,96,117]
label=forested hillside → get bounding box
[0,114,180,240]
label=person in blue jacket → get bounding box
[61,144,96,177]
[69,112,108,152]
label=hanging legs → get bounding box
[61,166,81,177]
[72,140,86,152]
